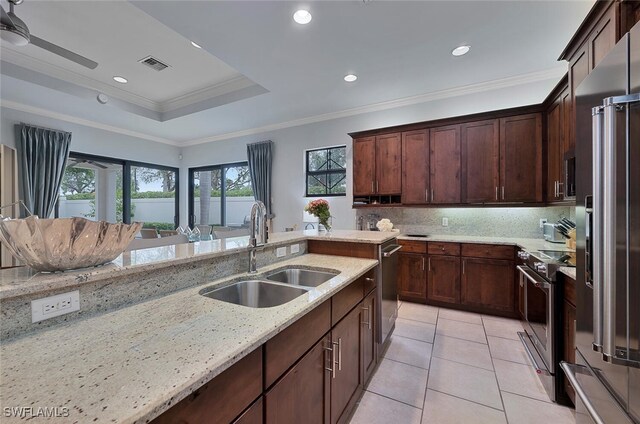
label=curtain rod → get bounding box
[19,122,72,135]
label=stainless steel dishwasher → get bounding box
[378,239,401,348]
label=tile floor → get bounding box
[349,302,576,424]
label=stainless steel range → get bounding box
[517,249,574,404]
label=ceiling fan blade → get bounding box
[0,5,15,27]
[29,35,98,69]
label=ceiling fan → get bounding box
[0,0,98,69]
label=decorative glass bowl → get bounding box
[0,216,142,272]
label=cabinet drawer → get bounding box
[461,243,514,260]
[398,240,427,253]
[428,242,461,256]
[265,300,331,388]
[152,347,263,424]
[363,269,376,295]
[332,276,365,325]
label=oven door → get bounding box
[518,265,554,371]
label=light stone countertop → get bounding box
[0,254,378,424]
[0,230,396,300]
[397,234,574,253]
[559,266,577,280]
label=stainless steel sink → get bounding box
[265,268,338,288]
[200,280,309,308]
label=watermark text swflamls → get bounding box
[3,406,70,418]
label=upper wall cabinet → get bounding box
[353,134,401,196]
[545,76,570,203]
[401,130,430,205]
[499,114,543,203]
[429,125,461,204]
[461,119,499,203]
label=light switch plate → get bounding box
[290,244,300,254]
[276,247,287,258]
[31,290,80,323]
[442,217,449,227]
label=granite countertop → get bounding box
[0,254,378,424]
[559,266,576,280]
[397,234,575,254]
[0,230,395,300]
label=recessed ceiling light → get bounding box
[113,76,128,84]
[293,9,312,24]
[451,45,471,57]
[344,74,358,82]
[190,41,202,49]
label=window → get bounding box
[57,153,179,229]
[306,146,347,197]
[188,162,254,229]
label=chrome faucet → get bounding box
[248,201,268,273]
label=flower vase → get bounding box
[319,217,332,233]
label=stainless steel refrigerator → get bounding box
[561,21,640,424]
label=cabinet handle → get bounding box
[337,338,342,371]
[362,306,372,330]
[371,181,374,193]
[376,181,379,193]
[557,182,564,197]
[422,257,425,271]
[428,257,431,272]
[431,189,435,202]
[365,277,374,283]
[426,189,429,202]
[501,186,505,200]
[495,186,499,200]
[463,259,466,274]
[553,181,558,198]
[324,339,336,378]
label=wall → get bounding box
[180,76,561,231]
[356,206,574,239]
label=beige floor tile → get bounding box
[427,357,503,410]
[482,317,523,340]
[436,318,487,344]
[432,335,494,371]
[493,358,550,402]
[395,318,436,343]
[421,390,507,424]
[502,392,575,424]
[398,302,439,324]
[367,358,429,408]
[438,308,483,324]
[488,335,530,365]
[384,335,433,369]
[349,391,422,424]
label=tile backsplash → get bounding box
[357,206,574,239]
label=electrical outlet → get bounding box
[442,217,449,227]
[31,291,80,323]
[276,247,287,258]
[540,218,547,228]
[290,243,300,254]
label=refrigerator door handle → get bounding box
[591,106,604,353]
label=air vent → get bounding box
[138,56,170,71]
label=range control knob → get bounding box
[534,262,547,273]
[518,251,530,260]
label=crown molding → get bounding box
[160,75,258,112]
[182,66,567,146]
[0,100,179,146]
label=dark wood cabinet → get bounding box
[361,290,377,384]
[563,298,577,404]
[266,337,330,424]
[461,119,500,203]
[401,130,429,204]
[234,397,263,424]
[331,306,363,424]
[518,272,525,320]
[429,125,461,204]
[398,252,427,302]
[461,257,515,314]
[376,133,402,195]
[546,87,565,202]
[353,137,376,196]
[568,46,589,153]
[499,114,543,203]
[427,255,461,305]
[589,3,617,71]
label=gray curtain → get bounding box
[16,124,72,218]
[247,140,274,218]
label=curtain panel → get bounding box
[16,124,72,218]
[246,140,274,218]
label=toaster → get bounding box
[543,223,565,243]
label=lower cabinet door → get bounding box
[265,336,331,424]
[398,253,427,301]
[331,306,363,424]
[461,257,515,314]
[427,255,461,304]
[361,290,377,384]
[233,397,263,424]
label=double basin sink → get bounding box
[200,268,339,308]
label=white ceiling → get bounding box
[0,0,595,145]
